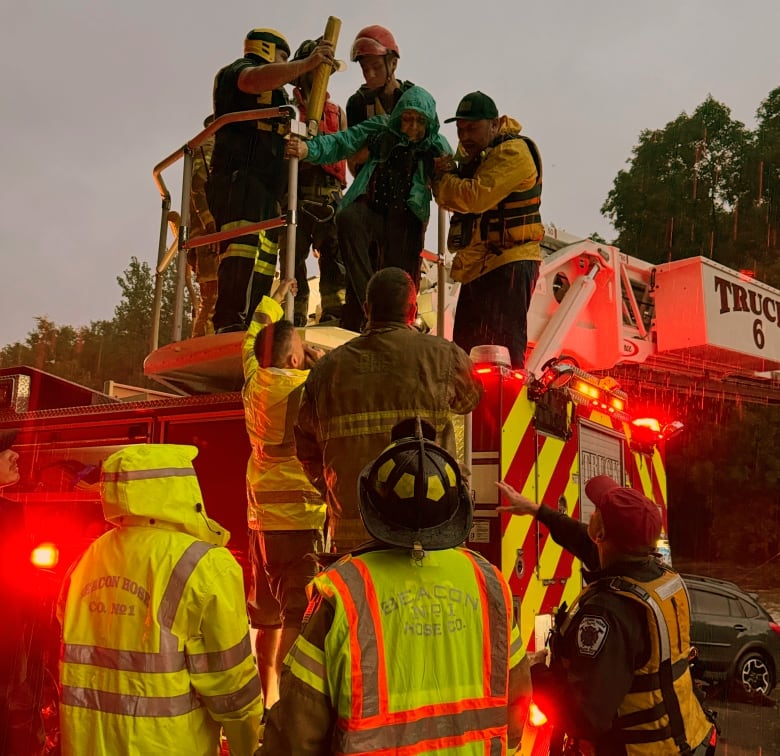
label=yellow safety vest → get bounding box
[307,548,524,755]
[563,570,712,754]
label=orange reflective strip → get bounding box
[328,561,382,719]
[463,551,512,696]
[335,701,508,754]
[351,558,389,714]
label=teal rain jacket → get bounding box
[303,85,452,224]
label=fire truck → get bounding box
[3,221,780,751]
[4,59,780,750]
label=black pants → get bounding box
[281,193,345,325]
[206,168,282,331]
[453,259,540,368]
[335,200,424,332]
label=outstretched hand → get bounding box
[495,480,540,517]
[272,278,297,304]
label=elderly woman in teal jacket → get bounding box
[286,85,451,331]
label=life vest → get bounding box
[562,569,711,754]
[480,134,543,248]
[450,134,543,254]
[294,88,346,187]
[311,548,517,755]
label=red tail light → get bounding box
[770,621,780,638]
[528,701,548,727]
[30,542,59,569]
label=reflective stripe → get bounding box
[61,685,201,717]
[464,551,509,696]
[221,242,259,261]
[102,467,196,483]
[159,542,215,654]
[187,634,253,674]
[200,675,263,714]
[328,552,512,754]
[254,489,320,503]
[287,636,328,695]
[327,410,451,441]
[329,560,382,718]
[337,704,508,754]
[62,643,186,673]
[62,541,214,681]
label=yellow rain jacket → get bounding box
[435,116,543,285]
[242,296,326,531]
[57,444,263,756]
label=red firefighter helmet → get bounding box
[350,25,399,61]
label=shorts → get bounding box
[247,528,323,629]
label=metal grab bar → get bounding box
[150,106,295,351]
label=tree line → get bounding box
[2,88,780,568]
[0,258,191,392]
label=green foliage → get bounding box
[602,96,752,269]
[0,258,192,391]
[603,88,780,566]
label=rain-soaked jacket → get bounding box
[303,85,452,224]
[435,116,543,284]
[57,444,263,756]
[242,296,326,531]
[295,321,482,552]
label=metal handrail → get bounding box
[150,106,295,351]
[149,107,452,346]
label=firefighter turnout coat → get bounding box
[57,444,263,756]
[260,546,530,755]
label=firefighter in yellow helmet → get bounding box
[259,418,532,754]
[497,476,714,754]
[207,29,336,333]
[57,444,263,755]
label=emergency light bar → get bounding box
[565,367,630,422]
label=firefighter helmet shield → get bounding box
[350,25,400,61]
[358,419,472,549]
[244,28,291,63]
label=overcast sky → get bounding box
[2,1,779,349]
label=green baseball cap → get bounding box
[444,91,499,123]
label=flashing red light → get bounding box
[528,701,548,727]
[31,542,59,569]
[632,417,661,433]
